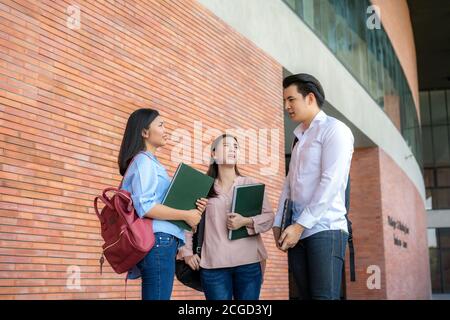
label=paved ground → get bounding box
[432,294,450,300]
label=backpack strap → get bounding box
[344,175,356,281]
[192,212,206,256]
[292,136,355,281]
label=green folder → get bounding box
[162,163,214,231]
[228,183,266,240]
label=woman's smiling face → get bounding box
[212,136,239,165]
[142,115,168,149]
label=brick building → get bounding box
[0,0,432,299]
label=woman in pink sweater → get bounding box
[178,134,274,300]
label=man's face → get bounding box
[283,84,312,123]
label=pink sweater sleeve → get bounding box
[245,179,275,235]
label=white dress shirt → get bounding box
[274,110,354,239]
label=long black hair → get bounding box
[118,108,159,176]
[206,134,242,198]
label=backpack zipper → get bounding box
[99,229,125,275]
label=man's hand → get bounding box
[279,224,304,252]
[227,213,252,230]
[273,227,282,250]
[184,254,201,271]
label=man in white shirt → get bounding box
[273,73,354,300]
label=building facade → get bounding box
[422,89,450,294]
[0,0,431,299]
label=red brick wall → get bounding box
[0,0,286,299]
[379,150,431,299]
[345,147,431,299]
[345,147,387,299]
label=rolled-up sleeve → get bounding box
[128,157,159,218]
[245,178,275,235]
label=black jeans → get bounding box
[288,230,348,300]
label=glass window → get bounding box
[282,0,422,165]
[437,168,450,187]
[432,126,450,166]
[429,248,442,293]
[303,0,315,28]
[440,229,450,249]
[430,90,448,125]
[285,0,297,12]
[420,91,431,126]
[424,168,435,188]
[432,188,450,209]
[422,126,434,166]
[441,249,450,293]
[447,90,450,123]
[321,0,337,54]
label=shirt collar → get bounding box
[294,110,327,139]
[143,150,157,161]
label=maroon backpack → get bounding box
[94,152,155,275]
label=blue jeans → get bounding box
[200,262,262,300]
[136,232,178,300]
[288,230,348,300]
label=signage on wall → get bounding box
[388,216,409,249]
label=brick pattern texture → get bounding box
[0,0,287,299]
[345,147,431,299]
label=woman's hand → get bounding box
[196,198,208,213]
[184,254,201,271]
[184,209,202,230]
[227,212,252,230]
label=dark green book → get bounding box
[162,163,214,231]
[228,183,265,240]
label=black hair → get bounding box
[206,134,242,198]
[283,73,325,107]
[118,108,160,176]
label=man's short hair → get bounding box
[283,73,325,107]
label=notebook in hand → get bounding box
[280,198,293,231]
[162,163,214,231]
[228,183,265,240]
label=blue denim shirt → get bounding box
[121,151,185,279]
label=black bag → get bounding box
[175,213,205,292]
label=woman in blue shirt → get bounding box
[118,108,207,300]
